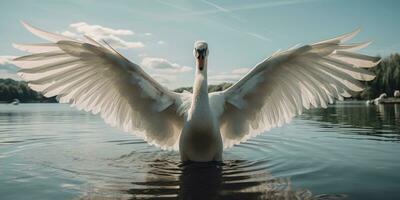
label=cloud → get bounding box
[140,57,192,88]
[232,67,251,74]
[198,1,275,42]
[156,0,191,11]
[246,32,271,42]
[200,0,246,22]
[157,40,166,45]
[209,67,250,84]
[141,57,192,73]
[61,22,144,49]
[0,56,20,80]
[184,0,318,16]
[201,0,229,12]
[70,22,134,36]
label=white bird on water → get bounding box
[12,22,380,162]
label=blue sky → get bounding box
[0,0,399,88]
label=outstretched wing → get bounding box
[12,22,191,150]
[210,29,381,149]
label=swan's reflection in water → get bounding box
[179,162,223,199]
[78,152,345,200]
[126,160,298,199]
[176,161,303,200]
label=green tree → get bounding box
[0,79,57,103]
[360,53,400,99]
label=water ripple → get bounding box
[0,103,399,199]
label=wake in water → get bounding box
[73,152,346,200]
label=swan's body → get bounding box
[179,42,222,161]
[395,90,400,98]
[13,22,381,162]
[374,93,387,105]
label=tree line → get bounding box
[0,53,399,103]
[0,79,57,103]
[358,53,400,99]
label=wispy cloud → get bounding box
[199,0,284,42]
[201,0,229,12]
[209,67,250,84]
[61,22,144,49]
[156,0,191,11]
[158,0,303,42]
[200,0,246,22]
[184,0,318,16]
[247,32,271,42]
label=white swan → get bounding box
[374,93,387,105]
[394,90,400,98]
[12,22,381,162]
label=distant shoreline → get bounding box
[1,53,399,103]
[0,101,58,104]
[0,79,57,103]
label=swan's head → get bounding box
[193,41,209,71]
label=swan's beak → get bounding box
[196,48,207,71]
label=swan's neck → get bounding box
[190,59,209,115]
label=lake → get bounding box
[0,102,399,200]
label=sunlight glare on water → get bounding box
[0,102,399,200]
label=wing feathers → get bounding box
[337,41,371,52]
[14,51,68,61]
[14,22,188,151]
[213,29,380,149]
[332,51,381,68]
[18,58,80,73]
[314,28,360,45]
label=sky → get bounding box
[0,0,399,89]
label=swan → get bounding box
[12,22,381,162]
[374,93,387,105]
[394,90,400,98]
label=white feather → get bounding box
[210,29,380,149]
[14,22,190,151]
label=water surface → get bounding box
[0,102,399,200]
